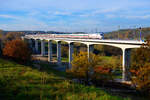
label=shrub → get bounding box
[130,69,139,76]
[3,39,31,63]
[132,64,150,95]
[5,32,23,41]
[67,51,100,85]
[131,40,150,96]
[131,41,150,70]
[92,66,114,86]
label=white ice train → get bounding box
[37,33,104,39]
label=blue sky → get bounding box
[0,0,150,32]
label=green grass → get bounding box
[98,56,121,67]
[61,57,68,62]
[37,62,67,77]
[0,58,135,100]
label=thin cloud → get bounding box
[78,7,121,17]
[0,14,18,19]
[106,14,116,18]
[93,7,121,14]
[121,15,150,19]
[54,11,71,16]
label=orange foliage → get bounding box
[3,39,31,62]
[130,69,139,76]
[92,66,114,84]
[132,65,150,95]
[131,40,150,95]
[94,66,112,74]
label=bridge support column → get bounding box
[69,43,74,68]
[87,44,94,59]
[35,40,39,53]
[28,39,33,49]
[48,40,53,62]
[41,40,45,56]
[122,48,131,81]
[57,41,61,64]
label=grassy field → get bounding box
[98,56,122,79]
[33,55,123,79]
[98,56,121,68]
[62,55,121,67]
[0,58,133,100]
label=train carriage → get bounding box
[30,33,104,39]
[53,33,104,39]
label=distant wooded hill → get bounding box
[1,27,150,40]
[104,27,150,40]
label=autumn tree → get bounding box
[67,51,100,84]
[131,41,150,70]
[132,65,150,95]
[91,66,114,86]
[0,30,4,56]
[146,34,150,41]
[3,39,31,62]
[0,30,3,37]
[131,40,150,95]
[0,30,4,43]
[5,32,23,41]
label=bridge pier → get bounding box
[28,39,33,49]
[57,41,61,64]
[69,43,74,68]
[87,44,94,59]
[24,34,144,82]
[35,40,39,54]
[122,48,131,81]
[48,40,53,62]
[41,40,45,56]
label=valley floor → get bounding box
[0,58,148,100]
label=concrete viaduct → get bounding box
[23,34,145,82]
